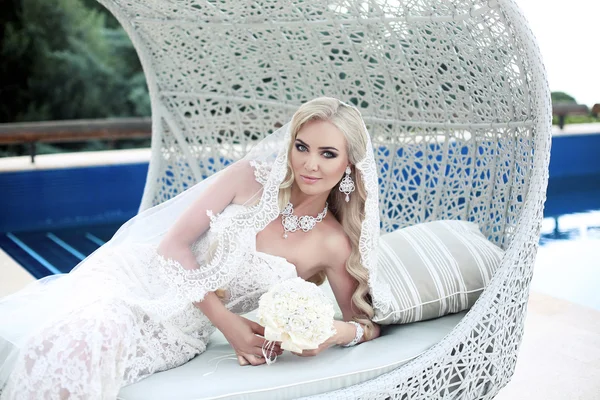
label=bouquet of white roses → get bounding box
[257,277,336,356]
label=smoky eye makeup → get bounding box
[295,143,308,152]
[295,139,339,158]
[295,139,309,149]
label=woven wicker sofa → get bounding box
[97,0,552,398]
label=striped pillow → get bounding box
[374,220,504,325]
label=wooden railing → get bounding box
[2,107,598,163]
[0,118,151,162]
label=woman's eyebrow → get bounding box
[295,138,339,152]
[319,146,339,152]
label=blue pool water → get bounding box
[3,186,599,285]
[0,163,148,233]
[0,222,123,278]
[1,133,599,310]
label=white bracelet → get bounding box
[342,321,364,347]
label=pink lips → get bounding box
[300,175,321,184]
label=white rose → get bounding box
[257,277,336,354]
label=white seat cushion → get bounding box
[118,310,465,400]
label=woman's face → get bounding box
[290,119,349,197]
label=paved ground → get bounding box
[553,122,600,136]
[496,292,600,399]
[0,248,35,296]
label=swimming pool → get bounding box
[1,133,599,280]
[2,176,598,282]
[0,222,123,277]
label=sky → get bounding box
[516,0,599,106]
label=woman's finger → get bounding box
[243,353,266,366]
[258,342,283,353]
[252,339,283,356]
[292,350,317,357]
[252,335,269,347]
[237,355,250,366]
[260,346,283,359]
[250,321,265,336]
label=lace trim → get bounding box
[152,224,253,307]
[149,151,286,312]
[249,160,272,186]
[356,122,393,319]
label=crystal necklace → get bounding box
[280,202,328,239]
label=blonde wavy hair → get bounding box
[277,97,376,339]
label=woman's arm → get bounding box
[195,291,280,365]
[324,234,381,346]
[294,235,379,357]
[156,160,278,365]
[157,159,258,257]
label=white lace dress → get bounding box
[0,204,298,400]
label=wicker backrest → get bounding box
[101,0,549,251]
[100,1,551,398]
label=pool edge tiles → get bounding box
[0,148,151,173]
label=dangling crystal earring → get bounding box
[339,166,355,202]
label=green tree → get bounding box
[551,91,577,104]
[0,0,150,123]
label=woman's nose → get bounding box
[304,155,319,172]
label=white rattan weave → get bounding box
[96,0,551,398]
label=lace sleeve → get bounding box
[150,209,247,305]
[153,252,218,304]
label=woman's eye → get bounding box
[323,151,337,159]
[295,144,307,152]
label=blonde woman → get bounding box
[0,97,391,399]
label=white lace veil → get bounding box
[0,99,392,388]
[90,99,392,316]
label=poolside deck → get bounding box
[0,248,34,296]
[553,122,600,136]
[0,147,151,173]
[496,292,600,400]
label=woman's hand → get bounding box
[291,320,356,357]
[194,292,282,366]
[219,312,282,366]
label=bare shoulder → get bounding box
[319,217,352,269]
[220,160,263,205]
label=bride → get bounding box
[0,97,391,399]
